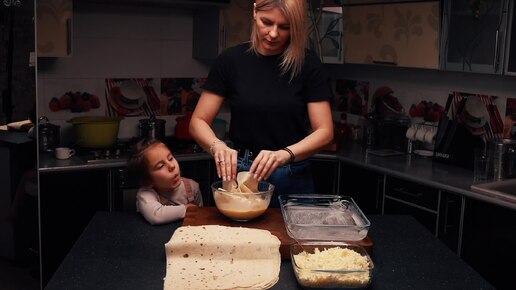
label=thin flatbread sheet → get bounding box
[164,225,281,290]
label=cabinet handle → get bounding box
[392,187,423,198]
[372,60,398,66]
[493,29,499,71]
[221,25,227,50]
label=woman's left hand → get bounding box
[249,149,291,181]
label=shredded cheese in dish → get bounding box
[293,247,371,288]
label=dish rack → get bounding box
[407,121,438,152]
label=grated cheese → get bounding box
[293,247,371,288]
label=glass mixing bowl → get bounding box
[211,180,274,222]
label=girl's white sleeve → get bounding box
[136,188,186,225]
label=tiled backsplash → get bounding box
[37,1,516,146]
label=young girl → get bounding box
[127,138,203,225]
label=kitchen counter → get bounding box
[38,143,516,209]
[45,211,494,290]
[0,130,34,145]
[38,151,212,173]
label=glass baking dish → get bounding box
[279,195,371,241]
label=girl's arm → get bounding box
[136,189,187,225]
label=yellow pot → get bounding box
[67,116,123,148]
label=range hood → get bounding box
[85,0,229,8]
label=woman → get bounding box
[189,0,333,206]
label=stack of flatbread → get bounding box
[164,225,281,290]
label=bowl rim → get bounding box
[278,194,372,228]
[211,180,275,195]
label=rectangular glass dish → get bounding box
[290,241,374,289]
[279,195,371,241]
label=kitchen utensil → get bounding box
[38,116,60,152]
[442,96,467,152]
[67,116,122,148]
[486,138,516,180]
[138,114,166,140]
[211,180,274,222]
[290,241,374,289]
[118,80,145,109]
[55,147,75,160]
[279,194,370,241]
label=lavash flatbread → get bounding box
[164,225,281,290]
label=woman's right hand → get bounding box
[211,141,238,181]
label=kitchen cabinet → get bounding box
[310,157,340,195]
[382,176,463,253]
[461,198,516,290]
[36,0,73,57]
[504,1,516,75]
[339,163,383,214]
[441,0,510,74]
[0,134,37,263]
[193,0,252,60]
[39,169,110,287]
[341,1,440,69]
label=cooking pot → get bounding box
[38,116,60,152]
[67,116,122,148]
[139,115,166,141]
[175,112,193,140]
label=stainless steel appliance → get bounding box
[486,138,516,180]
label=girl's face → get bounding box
[254,6,291,55]
[144,143,182,192]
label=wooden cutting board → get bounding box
[183,207,373,259]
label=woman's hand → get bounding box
[249,149,291,181]
[212,141,238,181]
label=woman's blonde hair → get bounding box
[250,0,308,80]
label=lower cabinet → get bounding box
[178,159,215,206]
[310,158,340,195]
[461,198,516,290]
[339,163,383,214]
[382,176,463,253]
[39,169,110,287]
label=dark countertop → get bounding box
[0,130,34,145]
[45,211,494,290]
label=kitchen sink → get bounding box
[470,178,516,199]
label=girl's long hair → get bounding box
[250,0,308,80]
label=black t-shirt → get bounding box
[202,43,333,151]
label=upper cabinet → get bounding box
[36,0,73,57]
[441,0,510,74]
[340,1,440,69]
[504,1,516,75]
[193,0,252,61]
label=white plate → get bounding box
[118,81,145,109]
[414,149,433,157]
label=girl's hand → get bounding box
[211,141,238,181]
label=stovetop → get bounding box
[76,137,203,164]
